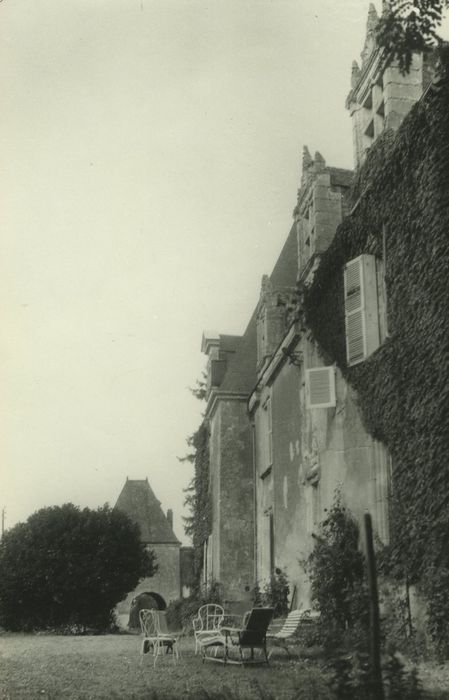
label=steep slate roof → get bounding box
[269,223,298,287]
[219,310,257,394]
[115,478,180,544]
[218,223,298,395]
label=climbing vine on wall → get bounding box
[303,55,449,654]
[182,421,212,581]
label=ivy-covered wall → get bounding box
[183,422,211,582]
[304,67,449,589]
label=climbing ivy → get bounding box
[303,54,449,655]
[182,421,212,581]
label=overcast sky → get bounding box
[0,0,387,542]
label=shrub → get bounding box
[305,493,369,652]
[165,580,224,633]
[0,503,156,632]
[329,650,427,700]
[252,568,290,618]
[421,565,449,661]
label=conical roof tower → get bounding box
[115,478,180,544]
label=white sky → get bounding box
[0,0,384,543]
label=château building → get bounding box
[198,3,444,614]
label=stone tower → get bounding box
[346,3,434,167]
[114,478,182,614]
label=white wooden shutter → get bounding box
[344,255,380,366]
[306,367,336,408]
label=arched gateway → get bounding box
[113,478,192,627]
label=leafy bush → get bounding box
[383,652,423,700]
[0,503,156,632]
[329,650,428,700]
[252,568,290,618]
[305,494,369,652]
[421,565,449,661]
[165,580,224,633]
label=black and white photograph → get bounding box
[1,1,449,697]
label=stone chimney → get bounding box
[166,509,173,529]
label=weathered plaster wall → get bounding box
[209,399,254,604]
[270,361,311,608]
[302,340,390,544]
[254,390,272,583]
[254,336,390,610]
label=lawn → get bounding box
[0,632,333,700]
[2,632,449,700]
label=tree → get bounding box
[182,422,211,580]
[0,503,156,632]
[376,0,449,73]
[180,371,211,582]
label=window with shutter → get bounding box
[344,254,380,366]
[306,367,336,408]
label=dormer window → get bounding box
[256,276,296,373]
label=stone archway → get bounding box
[146,592,167,610]
[128,591,167,629]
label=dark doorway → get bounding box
[146,592,167,610]
[128,591,167,629]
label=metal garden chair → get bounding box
[192,603,225,655]
[202,607,274,665]
[139,608,179,666]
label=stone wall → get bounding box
[207,399,254,606]
[116,542,180,614]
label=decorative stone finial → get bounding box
[367,3,379,33]
[261,274,271,294]
[314,151,326,169]
[361,4,379,66]
[302,145,313,172]
[351,60,361,88]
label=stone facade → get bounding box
[120,542,182,613]
[202,332,256,610]
[346,3,435,167]
[199,5,431,609]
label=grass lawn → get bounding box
[0,632,333,700]
[2,632,449,699]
